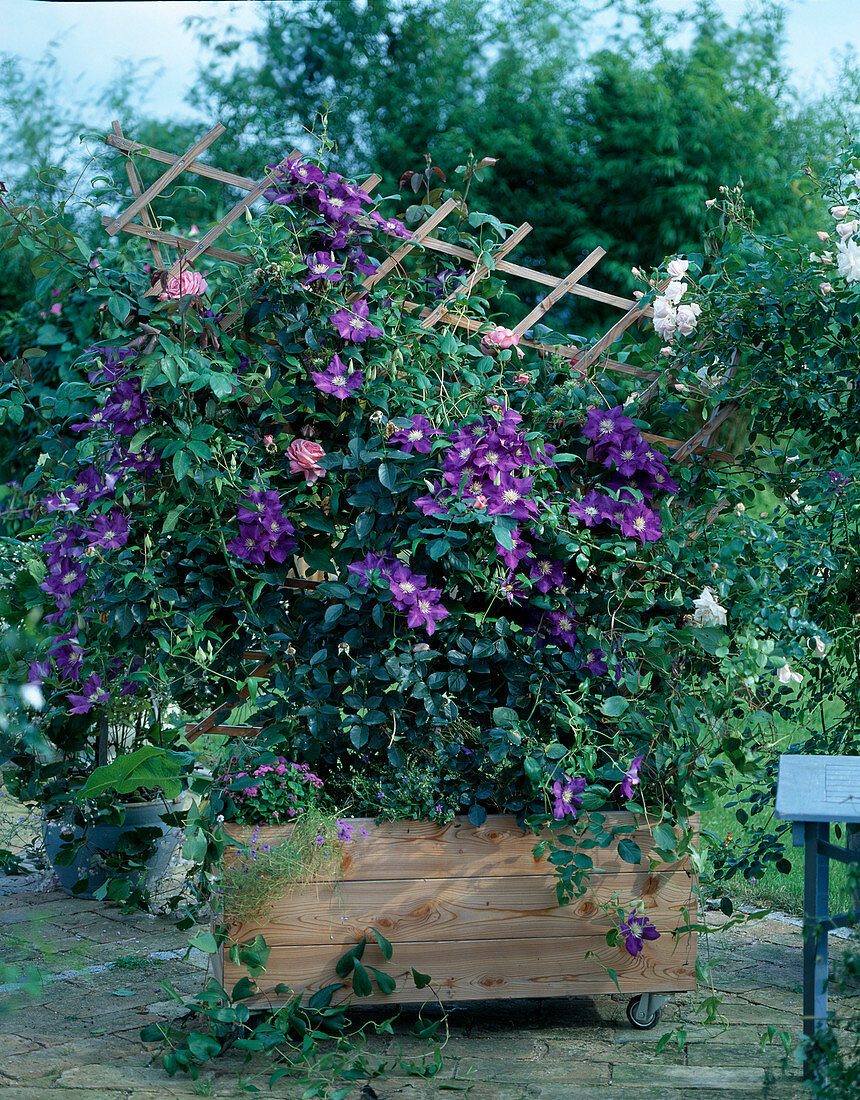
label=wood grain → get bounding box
[224,814,698,880]
[221,932,697,1007]
[225,869,695,948]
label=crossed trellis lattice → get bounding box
[103,117,734,463]
[101,120,738,742]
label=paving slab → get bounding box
[0,876,849,1099]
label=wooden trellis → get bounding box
[101,120,739,744]
[103,117,735,462]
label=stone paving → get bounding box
[0,872,855,1100]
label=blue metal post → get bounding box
[803,821,830,1061]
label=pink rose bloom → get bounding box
[287,438,327,483]
[514,372,530,386]
[480,326,524,359]
[159,269,208,301]
[49,302,62,315]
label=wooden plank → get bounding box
[672,401,740,463]
[225,814,698,879]
[225,869,695,947]
[105,131,258,191]
[100,216,253,265]
[221,932,697,1006]
[360,173,382,194]
[511,248,606,337]
[405,235,643,313]
[570,297,652,375]
[104,122,226,235]
[111,121,164,270]
[400,302,660,382]
[421,221,533,329]
[207,725,263,739]
[356,197,458,296]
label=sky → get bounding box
[1,0,857,124]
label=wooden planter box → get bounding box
[216,814,697,1006]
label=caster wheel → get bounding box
[626,995,662,1030]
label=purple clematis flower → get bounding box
[67,673,109,715]
[86,510,130,550]
[546,608,578,649]
[388,415,441,455]
[499,573,527,604]
[552,775,586,820]
[495,526,532,571]
[585,649,608,677]
[527,556,566,594]
[618,502,662,544]
[40,563,88,602]
[619,910,660,957]
[620,755,645,800]
[303,251,343,285]
[368,210,412,238]
[581,406,636,447]
[604,434,650,477]
[486,473,538,522]
[312,353,363,399]
[227,524,269,566]
[406,588,449,636]
[330,298,382,343]
[347,552,390,587]
[388,563,427,609]
[569,490,614,528]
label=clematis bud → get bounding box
[817,231,831,242]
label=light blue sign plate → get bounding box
[775,754,860,822]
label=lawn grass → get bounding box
[702,800,854,916]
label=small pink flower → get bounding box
[51,288,60,297]
[514,372,530,386]
[480,326,524,359]
[49,302,62,315]
[159,269,208,301]
[820,282,833,295]
[287,438,327,483]
[705,198,716,208]
[188,224,200,238]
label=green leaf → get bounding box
[351,959,373,997]
[600,696,629,718]
[617,838,642,865]
[186,1031,221,1060]
[335,937,366,977]
[308,982,342,1010]
[162,506,185,534]
[378,463,397,490]
[372,928,393,961]
[411,968,432,989]
[189,931,219,954]
[76,746,188,801]
[652,823,677,851]
[369,966,396,994]
[492,706,518,729]
[172,450,192,481]
[231,977,257,1000]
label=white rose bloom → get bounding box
[667,258,689,278]
[831,204,850,219]
[652,295,674,317]
[692,587,728,627]
[675,304,701,335]
[653,309,677,341]
[19,683,44,710]
[836,220,859,239]
[777,663,803,685]
[810,636,827,658]
[837,238,860,282]
[663,279,687,304]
